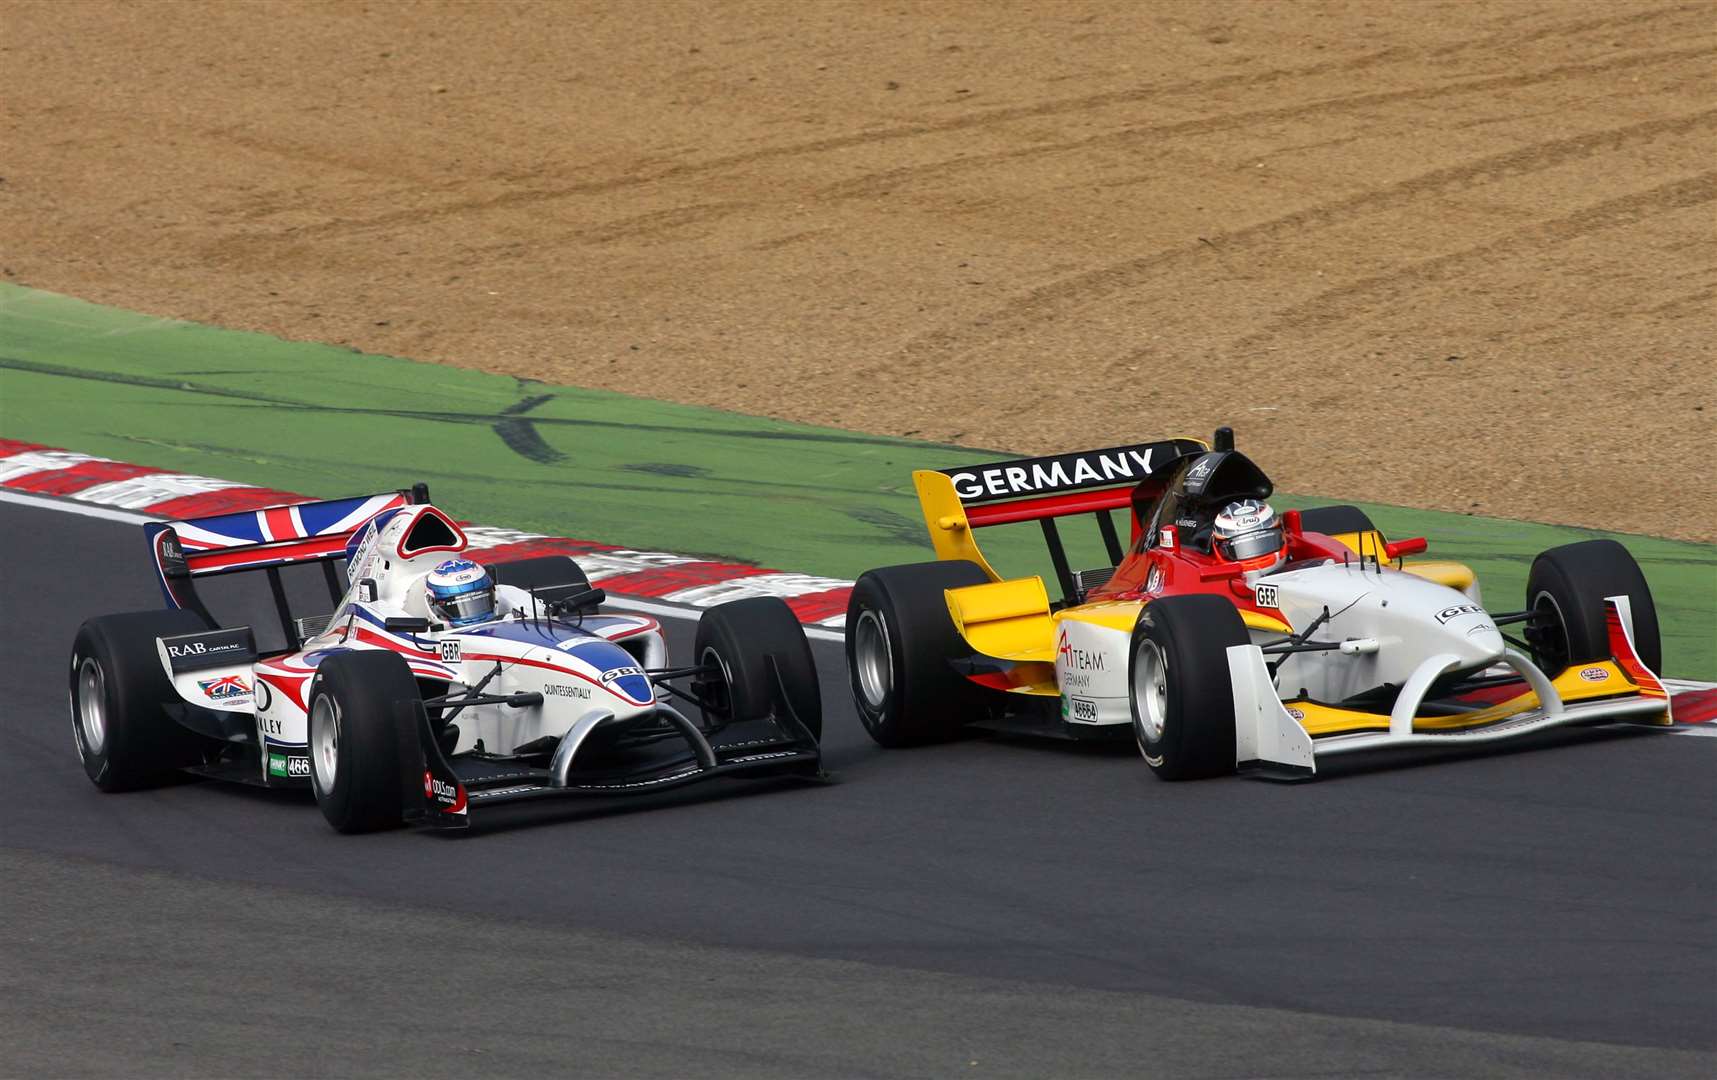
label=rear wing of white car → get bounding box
[143,484,426,648]
[1234,596,1672,778]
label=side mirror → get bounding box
[1384,537,1428,560]
[385,616,430,633]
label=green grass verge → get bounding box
[2,283,1711,677]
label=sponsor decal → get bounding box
[267,753,310,778]
[345,520,381,582]
[1188,457,1214,480]
[1434,603,1485,625]
[1253,583,1280,609]
[257,715,283,736]
[439,639,462,664]
[1579,667,1610,683]
[162,628,255,672]
[938,440,1199,504]
[1056,627,1106,681]
[1070,696,1099,722]
[1286,706,1306,721]
[600,665,646,685]
[198,674,251,701]
[544,683,592,699]
[424,771,460,804]
[255,680,273,712]
[472,785,538,800]
[423,770,466,813]
[1145,564,1164,593]
[160,535,183,560]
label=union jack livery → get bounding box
[69,485,823,832]
[844,427,1673,779]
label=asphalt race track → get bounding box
[3,497,1713,1078]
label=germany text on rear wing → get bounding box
[143,484,428,646]
[913,436,1209,602]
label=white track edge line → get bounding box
[0,487,157,524]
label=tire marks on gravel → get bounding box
[886,105,1717,372]
[817,43,1713,201]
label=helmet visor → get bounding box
[1219,528,1284,563]
[433,587,494,626]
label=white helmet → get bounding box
[1212,499,1285,569]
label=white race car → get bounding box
[845,428,1674,778]
[69,487,822,831]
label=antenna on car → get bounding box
[1213,426,1235,452]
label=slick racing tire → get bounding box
[1131,595,1248,781]
[1297,504,1377,537]
[490,555,592,596]
[1525,539,1661,677]
[845,560,991,747]
[695,597,822,741]
[69,610,214,791]
[306,650,418,834]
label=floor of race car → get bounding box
[4,500,1713,1078]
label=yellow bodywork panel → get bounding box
[1402,560,1477,594]
[912,470,1002,581]
[1054,600,1142,635]
[945,576,1056,663]
[1290,660,1648,736]
[1053,599,1289,635]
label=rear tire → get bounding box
[307,650,418,834]
[68,610,213,791]
[694,597,822,741]
[1525,539,1660,677]
[845,560,991,747]
[1131,595,1248,780]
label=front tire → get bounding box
[307,650,418,834]
[1131,595,1248,780]
[1525,539,1660,677]
[844,560,991,747]
[694,597,822,741]
[68,610,213,791]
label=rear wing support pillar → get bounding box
[1038,519,1077,604]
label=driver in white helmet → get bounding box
[1210,499,1286,579]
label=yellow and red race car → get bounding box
[843,428,1671,779]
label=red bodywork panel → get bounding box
[1091,512,1367,625]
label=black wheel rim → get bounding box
[1525,591,1570,673]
